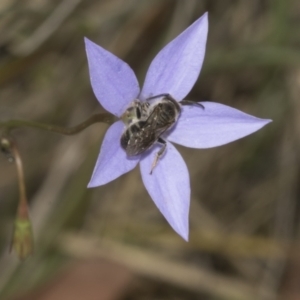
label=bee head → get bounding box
[121,100,142,126]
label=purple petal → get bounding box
[140,13,208,102]
[88,121,140,187]
[85,38,140,117]
[166,102,272,148]
[140,143,190,240]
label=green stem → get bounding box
[0,113,115,135]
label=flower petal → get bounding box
[85,38,140,117]
[88,121,140,187]
[140,143,190,240]
[140,13,208,102]
[166,102,272,148]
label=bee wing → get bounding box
[146,104,176,134]
[121,121,157,156]
[127,125,157,156]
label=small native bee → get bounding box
[121,94,202,173]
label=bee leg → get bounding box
[146,93,176,102]
[180,100,204,109]
[150,138,167,174]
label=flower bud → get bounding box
[10,200,34,260]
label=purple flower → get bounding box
[85,13,271,240]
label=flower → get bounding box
[85,13,271,241]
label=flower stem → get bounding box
[0,113,115,135]
[11,142,27,205]
[6,139,34,260]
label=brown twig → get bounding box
[0,113,115,135]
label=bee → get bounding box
[121,94,203,173]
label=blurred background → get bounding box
[0,0,298,299]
